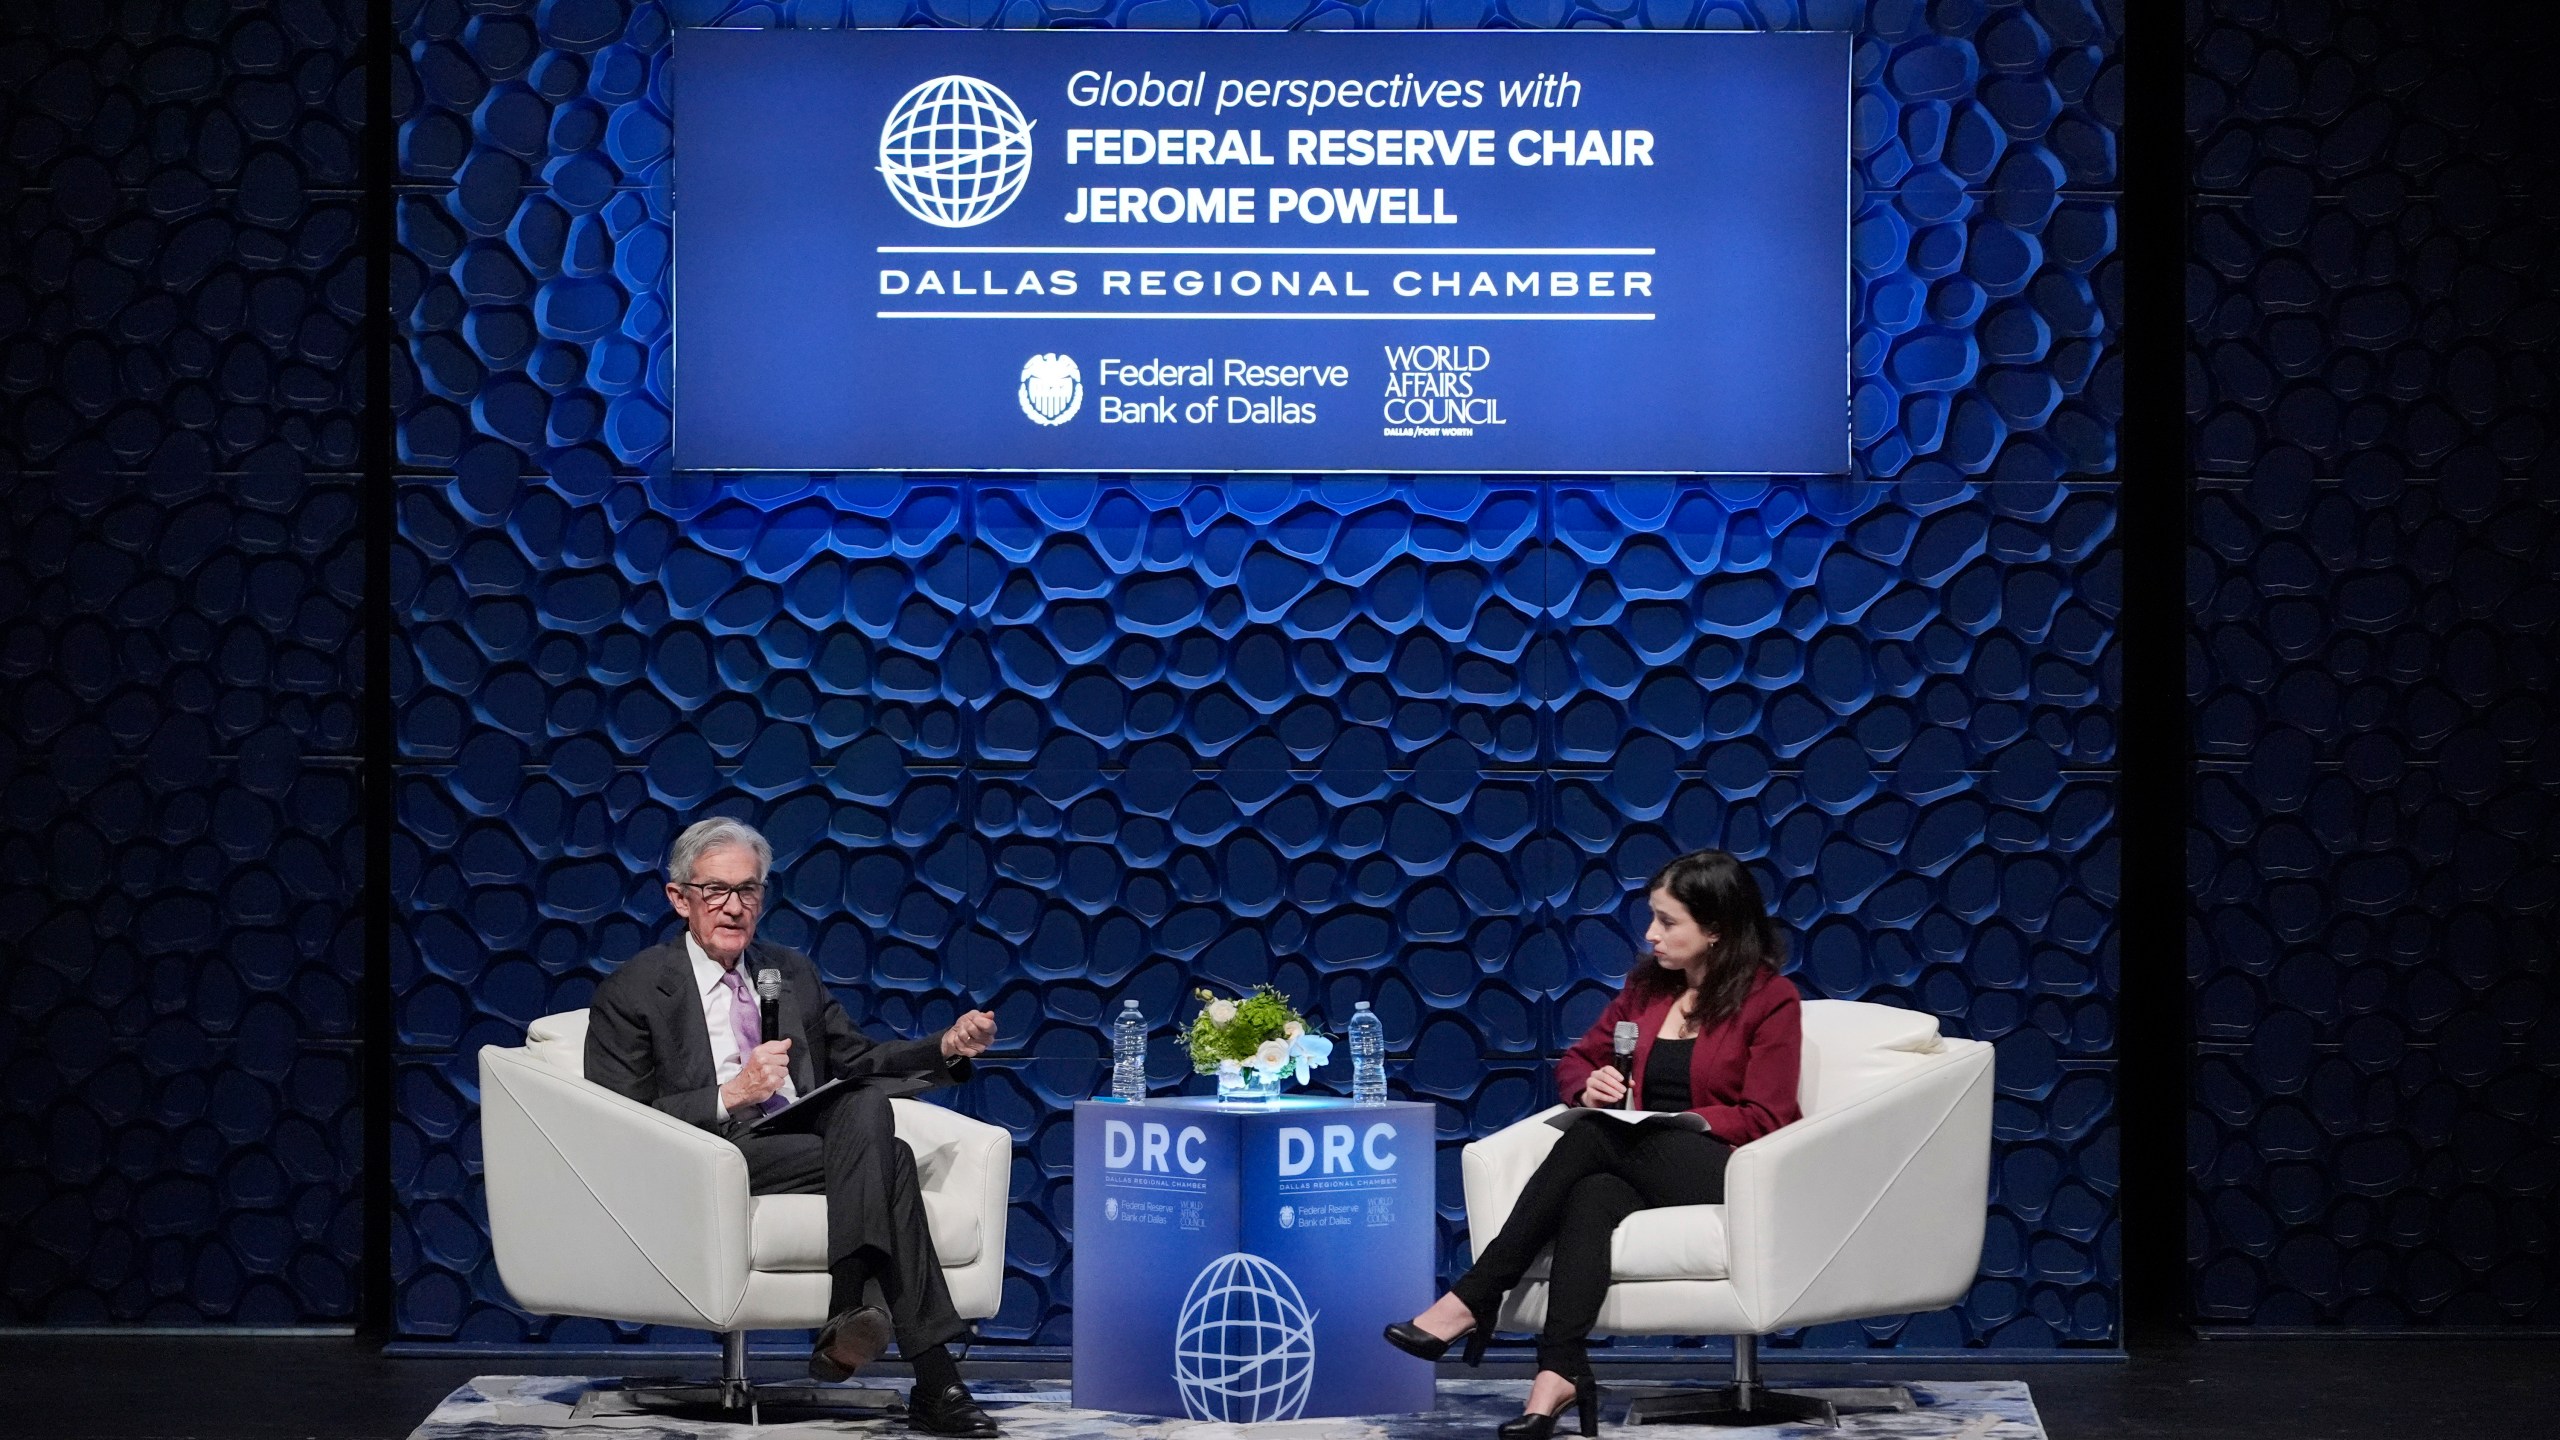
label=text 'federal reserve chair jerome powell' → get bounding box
[1463,999,1997,1428]
[477,1010,1012,1422]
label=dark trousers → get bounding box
[733,1085,966,1356]
[1450,1119,1730,1374]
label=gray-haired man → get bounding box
[585,817,1001,1435]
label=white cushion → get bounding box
[1796,999,1940,1115]
[1612,1203,1729,1279]
[750,1191,980,1271]
[1521,1203,1728,1282]
[525,1010,590,1075]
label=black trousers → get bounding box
[732,1085,966,1355]
[1450,1119,1731,1374]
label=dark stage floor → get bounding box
[2,1330,2553,1440]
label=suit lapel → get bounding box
[653,940,719,1093]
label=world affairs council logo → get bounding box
[1172,1253,1316,1422]
[1019,354,1082,425]
[877,75,1034,229]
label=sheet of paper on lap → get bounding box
[1545,1109,1710,1133]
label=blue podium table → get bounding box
[1072,1096,1438,1421]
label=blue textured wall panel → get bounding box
[2187,0,2560,1326]
[388,479,2127,1350]
[0,0,369,1323]
[390,1,2124,1349]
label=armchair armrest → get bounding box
[479,1044,757,1331]
[1722,1038,1994,1333]
[890,1098,1013,1320]
[1461,1105,1570,1255]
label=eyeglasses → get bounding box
[678,881,766,911]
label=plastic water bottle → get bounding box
[1111,999,1147,1101]
[1349,1002,1387,1105]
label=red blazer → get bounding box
[1555,968,1804,1144]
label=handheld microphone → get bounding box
[1611,1021,1639,1111]
[755,968,784,1047]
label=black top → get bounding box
[1642,1036,1696,1112]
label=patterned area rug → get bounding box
[411,1376,2043,1440]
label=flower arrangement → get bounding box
[1186,986,1334,1096]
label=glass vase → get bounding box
[1216,1067,1286,1103]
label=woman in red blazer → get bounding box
[1381,849,1804,1439]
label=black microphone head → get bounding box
[754,968,784,1001]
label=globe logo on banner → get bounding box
[1171,1253,1317,1422]
[1018,353,1082,425]
[876,75,1035,228]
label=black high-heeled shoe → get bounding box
[1381,1297,1496,1366]
[1495,1372,1601,1440]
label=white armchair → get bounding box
[478,1010,1012,1420]
[1461,999,1995,1427]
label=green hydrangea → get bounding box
[1185,985,1314,1072]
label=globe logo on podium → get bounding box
[876,75,1035,228]
[1171,1253,1318,1422]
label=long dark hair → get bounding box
[1628,849,1785,1030]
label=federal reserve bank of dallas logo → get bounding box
[1018,353,1082,425]
[877,75,1035,229]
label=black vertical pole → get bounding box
[359,0,398,1343]
[2114,0,2192,1344]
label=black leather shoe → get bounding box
[808,1305,895,1382]
[1496,1373,1601,1440]
[1384,1295,1496,1366]
[907,1380,1001,1436]
[1383,1320,1456,1361]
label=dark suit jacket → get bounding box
[585,938,967,1136]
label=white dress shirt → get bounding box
[689,934,798,1120]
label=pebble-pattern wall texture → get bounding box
[0,0,369,1323]
[17,0,2554,1345]
[388,0,2125,1350]
[2186,0,2560,1326]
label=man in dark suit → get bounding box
[586,816,1002,1435]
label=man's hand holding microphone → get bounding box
[722,1038,793,1112]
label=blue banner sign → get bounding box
[1071,1098,1437,1419]
[673,30,1849,474]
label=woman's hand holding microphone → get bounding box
[1579,1066,1628,1108]
[1580,1020,1639,1108]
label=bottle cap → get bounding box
[1355,1001,1372,1010]
[1124,999,1139,1008]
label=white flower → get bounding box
[1254,1038,1291,1071]
[1207,999,1238,1025]
[1217,1058,1242,1075]
[1288,1033,1334,1085]
[1283,1020,1304,1039]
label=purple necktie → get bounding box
[721,966,786,1114]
